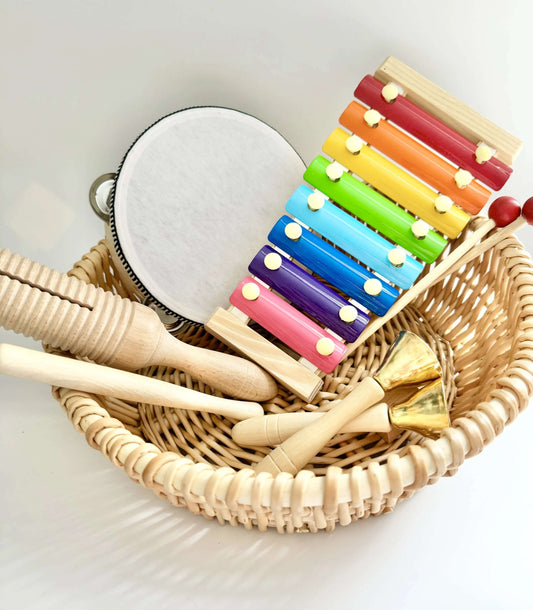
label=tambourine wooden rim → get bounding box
[107,106,306,327]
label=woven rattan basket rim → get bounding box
[54,235,533,532]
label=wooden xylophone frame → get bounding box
[205,57,522,402]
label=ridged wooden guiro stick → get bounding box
[0,343,263,420]
[0,249,278,401]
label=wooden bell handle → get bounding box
[0,343,264,420]
[254,376,385,475]
[0,249,278,401]
[232,403,391,445]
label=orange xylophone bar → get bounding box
[339,100,491,215]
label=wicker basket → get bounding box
[51,225,533,533]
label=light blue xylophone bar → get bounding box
[286,185,423,290]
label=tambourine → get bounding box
[90,106,305,328]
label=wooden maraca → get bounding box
[254,331,442,475]
[232,378,449,445]
[0,249,278,401]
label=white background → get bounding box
[1,1,533,608]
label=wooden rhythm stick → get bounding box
[0,249,278,401]
[205,58,522,402]
[0,343,264,420]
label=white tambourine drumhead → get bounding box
[108,106,305,326]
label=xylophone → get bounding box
[205,57,522,402]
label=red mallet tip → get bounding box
[521,197,533,225]
[488,196,521,227]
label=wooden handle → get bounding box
[232,403,391,445]
[346,218,498,354]
[254,376,385,475]
[0,249,278,401]
[0,343,264,420]
[156,334,278,402]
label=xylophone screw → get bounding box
[338,305,358,323]
[388,247,406,268]
[434,195,453,214]
[381,82,400,103]
[411,219,430,239]
[307,192,325,211]
[454,169,474,189]
[364,109,382,128]
[364,278,382,296]
[316,337,335,356]
[241,282,260,301]
[284,222,303,241]
[325,162,344,182]
[345,135,364,154]
[263,252,282,270]
[475,143,494,164]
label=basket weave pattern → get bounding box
[52,229,533,532]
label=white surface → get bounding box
[1,1,532,609]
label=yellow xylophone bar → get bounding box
[323,127,471,239]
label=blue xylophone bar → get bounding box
[268,216,399,316]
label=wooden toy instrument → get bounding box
[205,57,523,402]
[0,343,263,420]
[0,248,277,401]
[102,106,305,328]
